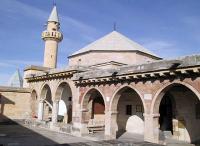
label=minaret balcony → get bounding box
[42,31,63,42]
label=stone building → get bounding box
[1,5,200,145]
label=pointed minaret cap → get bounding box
[48,6,59,23]
[7,69,23,88]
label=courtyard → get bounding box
[0,122,198,146]
[0,1,200,146]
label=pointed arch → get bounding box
[81,87,106,111]
[30,89,38,117]
[39,84,53,121]
[151,81,200,143]
[81,87,106,134]
[110,85,146,113]
[55,81,73,123]
[55,81,72,100]
[151,81,200,114]
[110,85,145,137]
[40,83,52,101]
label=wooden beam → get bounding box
[193,68,199,73]
[180,69,188,74]
[169,72,175,75]
[159,72,165,76]
[133,75,138,79]
[150,73,156,77]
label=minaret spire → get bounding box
[113,22,117,31]
[48,5,59,23]
[41,5,63,68]
[53,0,56,6]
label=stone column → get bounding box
[144,113,160,143]
[52,100,59,124]
[38,100,44,121]
[80,108,89,135]
[105,110,118,139]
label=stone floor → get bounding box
[0,123,198,146]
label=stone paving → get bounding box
[0,124,197,146]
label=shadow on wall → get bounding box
[158,85,200,144]
[0,94,15,119]
[0,94,58,146]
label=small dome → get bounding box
[7,69,23,87]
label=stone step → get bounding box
[24,119,50,129]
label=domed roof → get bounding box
[7,69,23,87]
[69,31,160,58]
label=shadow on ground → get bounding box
[0,94,58,146]
[0,117,59,146]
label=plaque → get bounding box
[144,94,152,100]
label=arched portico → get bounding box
[151,82,200,143]
[30,90,38,118]
[108,86,145,138]
[55,82,73,124]
[81,88,106,134]
[38,84,53,121]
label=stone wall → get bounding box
[0,86,31,122]
[68,51,157,67]
[170,90,200,142]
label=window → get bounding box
[126,105,132,115]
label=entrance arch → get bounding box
[55,82,72,124]
[40,84,52,121]
[110,86,145,137]
[81,88,105,133]
[30,90,38,118]
[152,82,200,143]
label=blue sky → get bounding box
[1,0,200,85]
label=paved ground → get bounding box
[0,124,198,146]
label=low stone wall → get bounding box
[0,86,31,122]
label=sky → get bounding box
[1,0,200,85]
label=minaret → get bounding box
[42,5,63,68]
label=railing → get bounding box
[42,30,63,41]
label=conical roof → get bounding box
[7,69,23,87]
[70,31,159,58]
[48,6,59,23]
